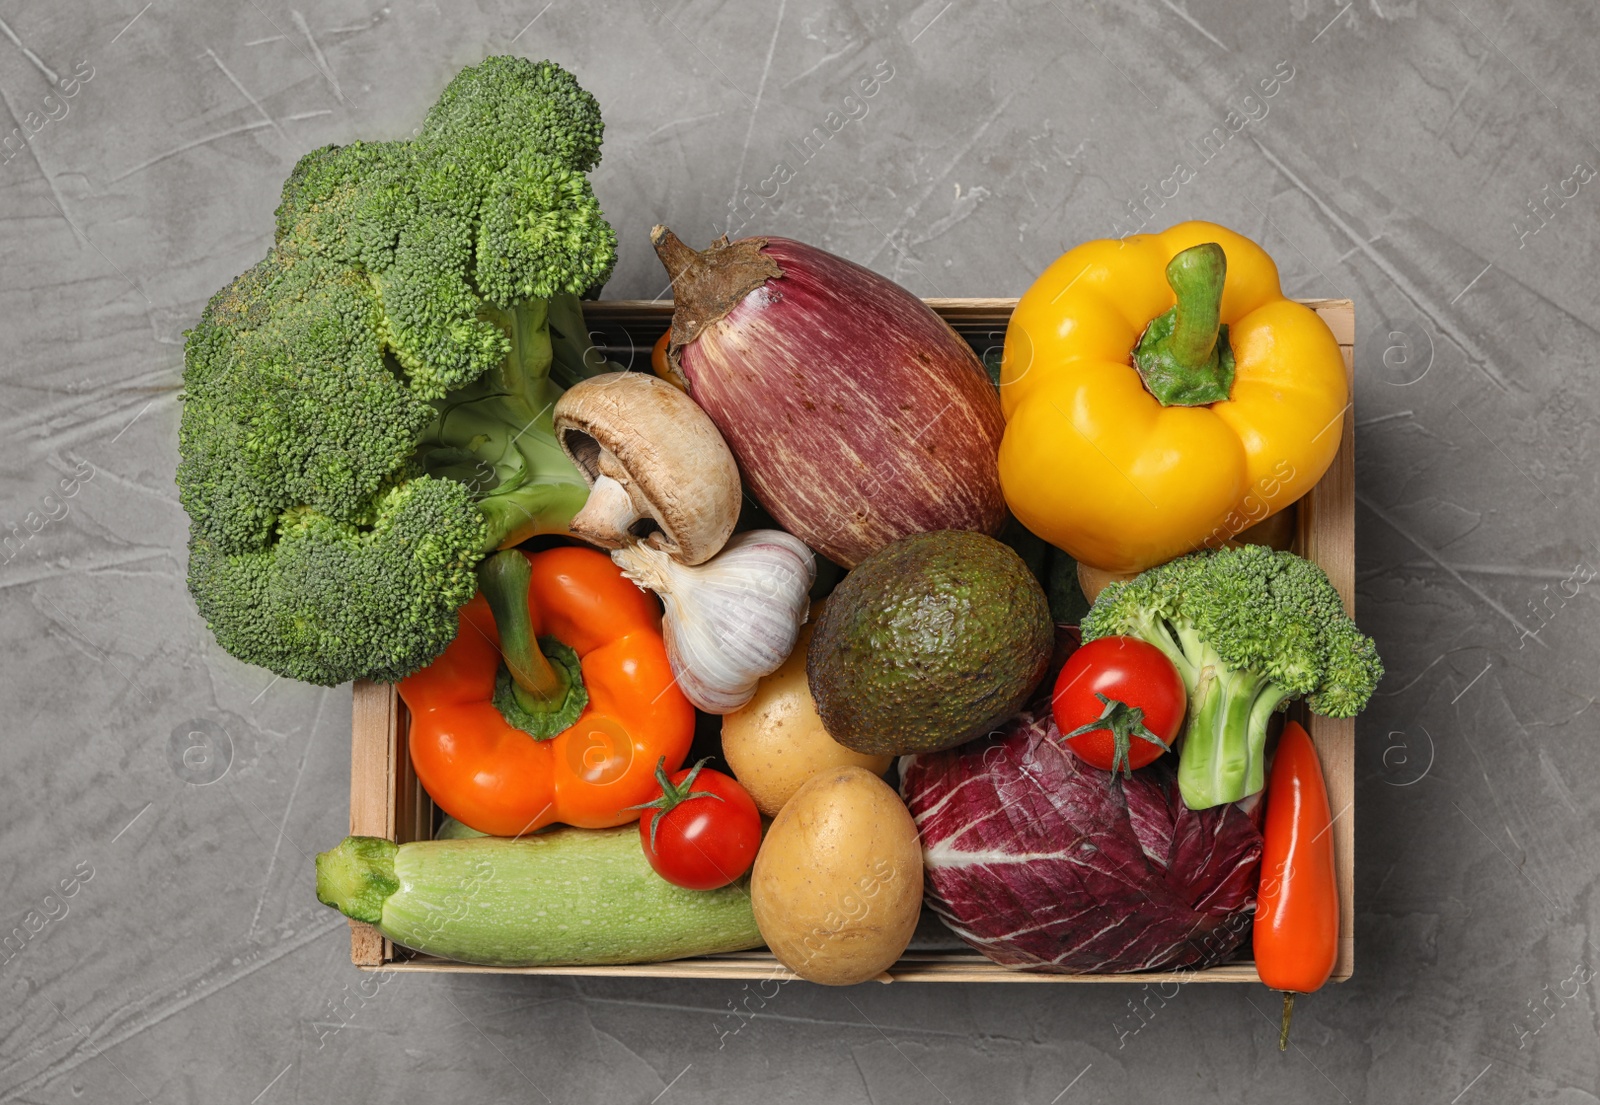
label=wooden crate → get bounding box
[348,297,1357,984]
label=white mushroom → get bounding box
[554,372,742,565]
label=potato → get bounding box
[750,766,923,985]
[722,615,892,816]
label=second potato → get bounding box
[750,766,923,985]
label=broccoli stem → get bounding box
[546,291,623,388]
[478,478,590,552]
[476,551,589,739]
[420,297,590,551]
[1132,243,1236,407]
[1176,651,1293,809]
[475,297,596,548]
[1132,610,1199,686]
[495,298,560,421]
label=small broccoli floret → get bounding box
[179,57,616,686]
[188,480,486,686]
[374,207,509,398]
[1308,618,1385,718]
[419,55,604,173]
[275,140,415,270]
[1082,544,1382,809]
[178,250,434,552]
[475,150,616,306]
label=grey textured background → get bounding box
[2,0,1596,1102]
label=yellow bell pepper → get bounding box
[998,221,1347,574]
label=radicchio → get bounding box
[901,709,1262,974]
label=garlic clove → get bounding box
[613,530,815,714]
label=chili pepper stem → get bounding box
[1279,992,1295,1051]
[478,550,589,738]
[1132,242,1237,407]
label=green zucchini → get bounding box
[315,828,763,966]
[433,816,488,840]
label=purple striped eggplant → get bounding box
[652,227,1006,568]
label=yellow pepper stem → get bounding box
[1133,242,1237,407]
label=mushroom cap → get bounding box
[554,372,742,565]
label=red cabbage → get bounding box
[901,708,1262,973]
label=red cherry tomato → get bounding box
[633,758,761,890]
[1052,635,1186,777]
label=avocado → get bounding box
[806,529,1053,756]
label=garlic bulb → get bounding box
[612,529,815,714]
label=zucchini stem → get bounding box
[315,837,400,925]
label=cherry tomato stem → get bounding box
[1060,692,1172,778]
[629,757,726,854]
[632,758,761,891]
[1053,636,1186,778]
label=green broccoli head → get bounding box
[1181,545,1327,699]
[179,57,613,686]
[272,57,616,399]
[1083,544,1381,711]
[1082,544,1383,808]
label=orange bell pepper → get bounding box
[398,546,695,837]
[998,221,1348,574]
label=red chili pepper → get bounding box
[1253,720,1339,1050]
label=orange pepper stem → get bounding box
[1133,242,1237,407]
[478,550,588,738]
[1279,992,1295,1051]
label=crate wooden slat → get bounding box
[349,297,1357,983]
[1295,299,1357,984]
[343,951,1266,984]
[348,679,395,966]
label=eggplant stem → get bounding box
[650,226,783,355]
[650,225,696,281]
